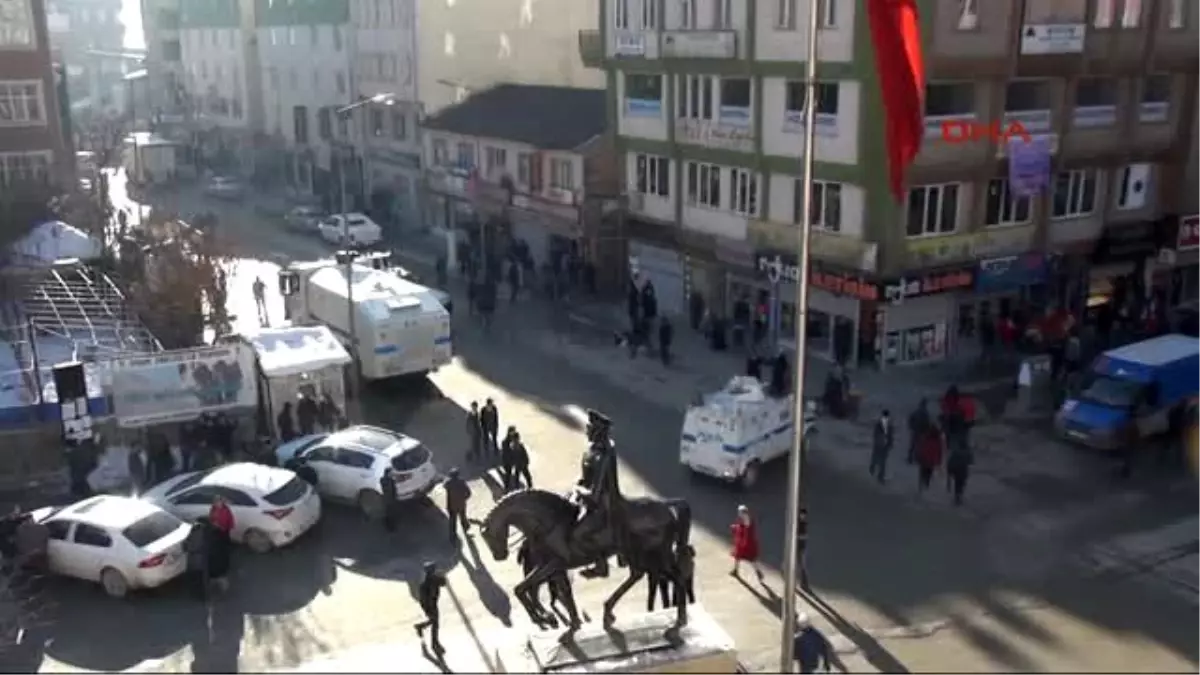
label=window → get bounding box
[714,0,732,27]
[333,448,373,469]
[1051,169,1097,219]
[1120,0,1141,27]
[635,154,670,197]
[0,81,44,125]
[1094,0,1114,27]
[318,107,333,139]
[0,0,35,47]
[391,110,406,140]
[73,524,113,547]
[0,151,51,185]
[678,75,714,120]
[1004,80,1049,112]
[46,520,71,541]
[818,0,835,28]
[333,25,343,50]
[625,74,662,102]
[1168,0,1185,28]
[686,162,721,208]
[370,108,384,136]
[456,142,475,168]
[392,445,431,472]
[776,0,794,29]
[1075,78,1116,107]
[641,0,657,29]
[173,486,220,506]
[794,180,843,231]
[680,0,697,28]
[293,105,309,144]
[485,146,508,176]
[1139,74,1170,123]
[785,81,839,117]
[923,83,973,118]
[957,0,978,29]
[720,77,752,125]
[728,169,758,216]
[1116,163,1150,211]
[550,158,574,190]
[336,72,347,95]
[984,178,1031,226]
[615,0,629,29]
[433,139,449,165]
[517,152,535,186]
[906,184,960,237]
[264,477,309,506]
[213,487,257,507]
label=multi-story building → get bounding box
[586,0,1198,368]
[42,0,127,112]
[421,84,623,287]
[141,0,186,124]
[0,0,73,188]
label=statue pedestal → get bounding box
[493,604,738,674]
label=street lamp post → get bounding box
[335,93,398,420]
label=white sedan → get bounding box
[31,495,192,598]
[141,463,322,553]
[318,213,383,247]
[275,426,439,519]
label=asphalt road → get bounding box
[10,174,1197,673]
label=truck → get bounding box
[278,260,452,380]
[1055,334,1200,450]
[121,132,178,186]
[679,376,814,490]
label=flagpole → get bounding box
[779,0,822,668]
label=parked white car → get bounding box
[140,463,322,553]
[275,426,439,519]
[318,213,383,247]
[30,495,192,598]
[203,175,246,200]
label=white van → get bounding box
[680,377,813,489]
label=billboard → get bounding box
[109,344,257,427]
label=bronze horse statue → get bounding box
[480,487,693,634]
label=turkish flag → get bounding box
[867,0,926,202]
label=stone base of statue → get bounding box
[492,604,738,674]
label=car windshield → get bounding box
[338,428,398,452]
[122,511,184,547]
[292,435,328,458]
[391,444,431,472]
[164,470,214,496]
[1079,374,1141,409]
[263,476,309,506]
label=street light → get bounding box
[335,92,397,419]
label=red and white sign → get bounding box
[1178,215,1199,252]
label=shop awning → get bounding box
[245,326,352,378]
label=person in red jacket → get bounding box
[916,427,944,494]
[730,505,763,581]
[208,496,235,536]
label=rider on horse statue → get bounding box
[575,410,623,577]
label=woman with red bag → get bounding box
[730,505,763,581]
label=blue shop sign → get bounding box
[975,253,1047,293]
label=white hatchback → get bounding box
[31,495,192,598]
[141,463,322,553]
[275,426,439,519]
[318,213,383,247]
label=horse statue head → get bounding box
[480,488,576,564]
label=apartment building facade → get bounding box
[1,0,73,189]
[43,0,127,112]
[142,0,186,124]
[584,0,1198,368]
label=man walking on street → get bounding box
[466,402,483,461]
[500,427,519,491]
[252,276,269,327]
[793,612,832,673]
[508,430,532,490]
[443,467,471,542]
[907,398,931,464]
[946,444,972,506]
[379,468,398,531]
[869,410,894,484]
[481,399,499,456]
[795,506,810,592]
[414,561,446,654]
[658,317,674,366]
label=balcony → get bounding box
[578,30,603,68]
[660,30,736,59]
[1072,105,1117,129]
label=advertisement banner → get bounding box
[109,345,257,427]
[1008,136,1052,197]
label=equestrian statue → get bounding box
[481,410,694,636]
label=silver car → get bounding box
[284,206,326,234]
[204,176,246,200]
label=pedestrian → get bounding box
[793,612,832,674]
[481,399,499,455]
[414,561,446,654]
[380,468,398,531]
[500,427,518,491]
[435,254,448,289]
[507,260,520,302]
[869,409,894,484]
[184,517,210,599]
[296,391,319,436]
[658,316,674,366]
[443,467,472,542]
[916,426,944,494]
[907,398,930,464]
[730,504,763,580]
[252,276,268,326]
[509,430,532,490]
[770,352,791,397]
[466,401,483,461]
[206,517,233,595]
[208,495,234,537]
[277,402,296,442]
[795,506,810,591]
[675,544,697,606]
[946,445,972,506]
[126,444,146,495]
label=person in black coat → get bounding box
[508,432,532,490]
[414,561,446,653]
[658,317,674,366]
[442,467,472,541]
[379,468,398,532]
[277,402,296,443]
[465,401,483,460]
[480,399,499,455]
[205,519,232,595]
[296,392,319,436]
[500,427,518,491]
[184,519,210,599]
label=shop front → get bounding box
[504,193,583,272]
[1087,220,1163,307]
[1158,214,1199,306]
[879,265,975,366]
[630,239,687,317]
[368,148,422,229]
[959,252,1049,340]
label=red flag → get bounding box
[866,0,926,203]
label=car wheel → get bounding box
[100,567,129,599]
[358,489,384,521]
[739,461,761,491]
[244,528,274,554]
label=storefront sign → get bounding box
[661,30,736,58]
[883,266,975,302]
[975,253,1048,294]
[754,251,879,301]
[1177,215,1199,252]
[677,119,753,152]
[368,149,421,171]
[748,220,877,273]
[1092,222,1159,266]
[1020,24,1085,55]
[511,193,579,224]
[907,227,1035,266]
[109,345,257,427]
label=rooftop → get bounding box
[421,84,606,151]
